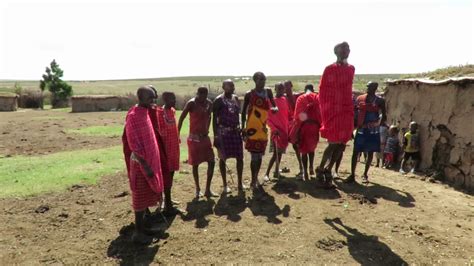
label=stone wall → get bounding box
[71,95,136,112]
[0,95,19,111]
[384,78,474,191]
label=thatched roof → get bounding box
[385,77,474,86]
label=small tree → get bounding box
[40,59,73,108]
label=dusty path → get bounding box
[0,110,473,264]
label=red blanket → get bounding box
[123,106,163,211]
[318,63,355,143]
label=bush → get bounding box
[18,89,43,108]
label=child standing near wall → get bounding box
[400,121,421,174]
[376,123,389,167]
[383,125,399,169]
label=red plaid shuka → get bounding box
[123,105,163,211]
[156,106,180,172]
[318,63,355,144]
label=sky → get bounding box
[0,0,472,80]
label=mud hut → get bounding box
[0,94,19,111]
[71,95,136,112]
[384,77,474,191]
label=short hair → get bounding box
[253,71,265,82]
[161,91,175,99]
[147,85,157,98]
[197,86,208,94]
[284,80,293,86]
[304,84,314,92]
[334,41,349,54]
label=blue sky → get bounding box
[0,0,472,80]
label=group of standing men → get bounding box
[122,41,390,243]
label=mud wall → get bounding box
[71,95,136,112]
[0,95,18,111]
[385,78,474,191]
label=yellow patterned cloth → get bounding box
[244,89,270,153]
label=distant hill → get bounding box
[402,64,474,80]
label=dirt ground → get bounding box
[0,109,473,265]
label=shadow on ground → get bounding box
[181,198,216,228]
[334,178,416,207]
[324,217,408,265]
[270,176,342,200]
[107,214,177,265]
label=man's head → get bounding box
[366,81,378,95]
[284,80,293,94]
[334,42,350,61]
[196,86,209,102]
[137,86,156,107]
[304,84,314,93]
[162,91,176,108]
[222,79,235,95]
[409,121,418,133]
[275,82,285,97]
[253,71,266,89]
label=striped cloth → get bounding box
[214,96,243,160]
[318,63,355,144]
[123,105,163,211]
[156,106,180,171]
[187,100,215,165]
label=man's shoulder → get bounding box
[356,94,367,101]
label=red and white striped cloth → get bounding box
[123,105,163,211]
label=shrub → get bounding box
[18,89,43,108]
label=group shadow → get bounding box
[324,217,408,265]
[270,175,342,200]
[107,213,178,265]
[181,189,291,227]
[333,178,416,207]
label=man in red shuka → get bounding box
[316,42,355,188]
[122,86,165,244]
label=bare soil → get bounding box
[0,109,473,265]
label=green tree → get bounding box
[40,59,73,108]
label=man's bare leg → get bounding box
[309,152,315,176]
[362,152,374,182]
[219,159,229,193]
[204,161,217,197]
[236,158,244,191]
[302,153,309,180]
[265,151,277,178]
[192,165,201,198]
[293,144,303,176]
